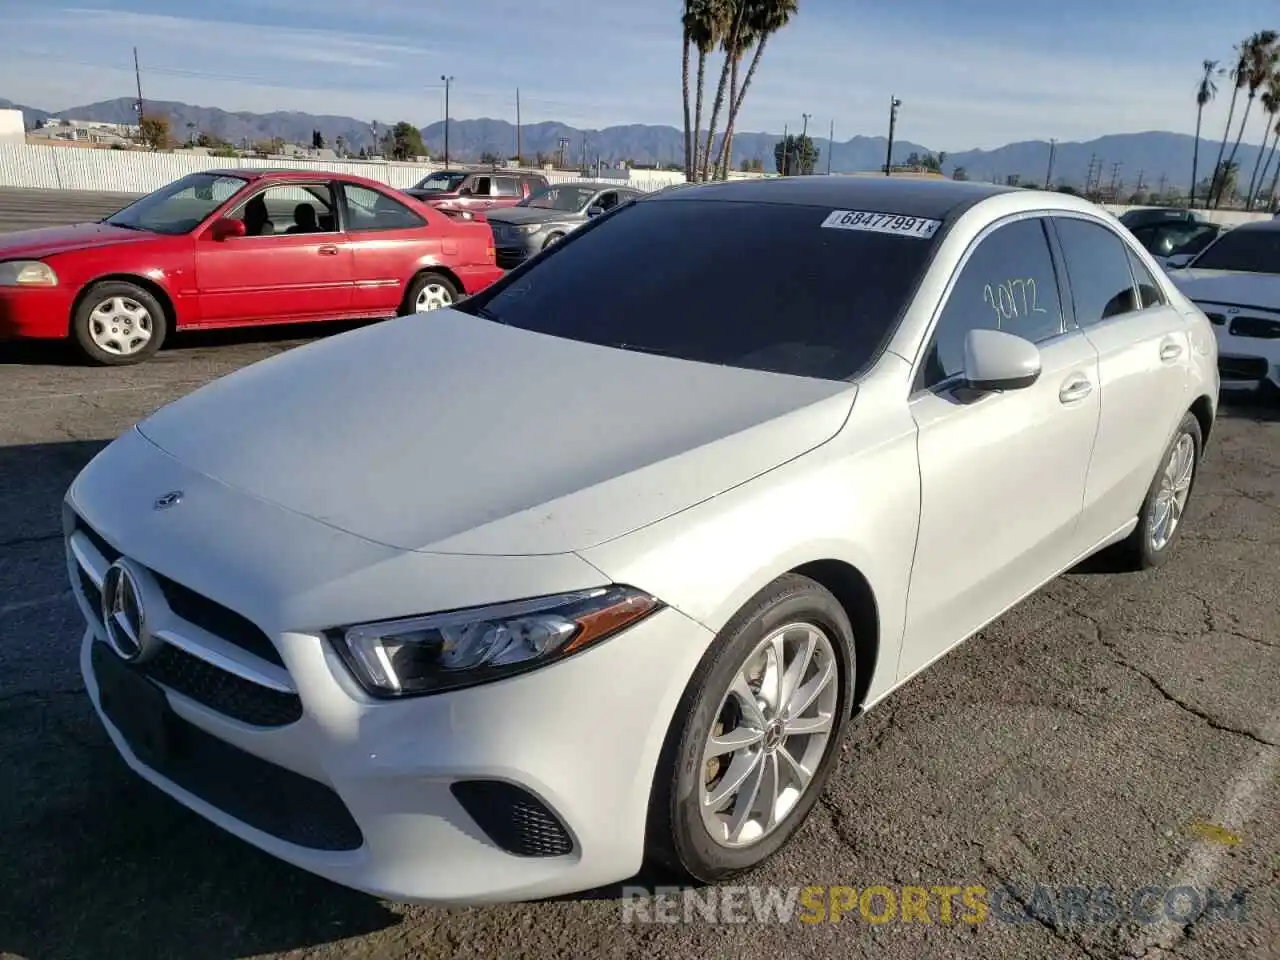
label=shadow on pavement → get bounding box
[0,318,371,366]
[1219,387,1280,423]
[0,439,402,957]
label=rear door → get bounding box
[195,180,353,325]
[339,182,443,316]
[1049,214,1194,546]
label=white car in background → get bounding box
[1166,218,1280,393]
[65,177,1218,905]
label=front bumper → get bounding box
[0,286,73,340]
[67,430,716,903]
[1201,304,1280,393]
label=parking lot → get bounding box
[0,190,1278,960]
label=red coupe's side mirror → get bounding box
[210,218,246,241]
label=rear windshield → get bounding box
[1191,228,1280,274]
[463,198,940,380]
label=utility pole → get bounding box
[1044,138,1057,189]
[827,119,834,175]
[440,75,454,167]
[885,96,901,175]
[1157,172,1168,199]
[781,123,789,175]
[515,88,521,166]
[1109,161,1122,197]
[132,46,145,133]
[1135,169,1146,196]
[799,113,811,175]
[556,137,570,170]
[1084,153,1097,195]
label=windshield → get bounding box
[413,172,467,192]
[1191,228,1280,274]
[106,172,247,234]
[521,185,597,212]
[461,198,940,380]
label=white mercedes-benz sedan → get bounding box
[65,177,1219,905]
[1165,217,1280,394]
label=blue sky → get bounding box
[1,0,1276,151]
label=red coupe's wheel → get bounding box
[71,280,167,366]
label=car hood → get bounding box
[0,222,155,259]
[1168,269,1280,309]
[133,309,857,556]
[410,191,460,204]
[487,207,584,226]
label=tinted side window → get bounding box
[919,218,1064,390]
[471,177,492,196]
[342,184,426,232]
[1054,218,1139,325]
[1125,245,1165,308]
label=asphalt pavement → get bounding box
[0,187,141,232]
[0,189,1277,960]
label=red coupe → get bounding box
[0,168,504,364]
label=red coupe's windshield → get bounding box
[106,172,247,235]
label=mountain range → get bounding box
[3,96,1276,193]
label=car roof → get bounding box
[204,168,386,188]
[1226,216,1280,232]
[648,175,1023,222]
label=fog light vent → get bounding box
[450,780,574,858]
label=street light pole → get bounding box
[885,96,901,176]
[1044,138,1057,189]
[827,119,834,175]
[441,75,454,166]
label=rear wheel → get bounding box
[1117,411,1203,569]
[647,574,854,882]
[401,272,459,315]
[71,280,166,366]
[542,232,564,251]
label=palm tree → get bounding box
[1215,31,1278,207]
[1190,60,1219,208]
[713,0,799,180]
[1260,113,1280,211]
[700,0,750,181]
[1208,44,1248,206]
[681,2,694,178]
[1246,69,1280,208]
[682,0,727,180]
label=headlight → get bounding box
[513,223,541,235]
[0,261,57,287]
[333,585,661,698]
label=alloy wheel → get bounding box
[1149,432,1195,552]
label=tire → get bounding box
[400,272,459,316]
[646,573,855,883]
[71,281,167,366]
[542,232,564,251]
[1117,411,1203,570]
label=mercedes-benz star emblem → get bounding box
[101,561,157,662]
[153,491,183,510]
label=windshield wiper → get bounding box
[106,221,148,231]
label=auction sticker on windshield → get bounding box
[821,210,941,239]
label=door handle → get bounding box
[317,245,339,256]
[1159,339,1183,361]
[1059,376,1093,404]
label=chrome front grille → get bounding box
[70,514,302,728]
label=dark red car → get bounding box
[405,170,550,222]
[0,168,503,365]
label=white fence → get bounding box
[0,143,681,194]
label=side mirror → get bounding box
[1164,253,1193,270]
[209,217,246,241]
[586,205,605,218]
[962,328,1041,392]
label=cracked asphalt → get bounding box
[1,191,1278,960]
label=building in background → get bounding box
[0,109,24,146]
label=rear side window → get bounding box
[1125,246,1166,308]
[465,198,941,380]
[1053,218,1139,326]
[341,184,426,232]
[493,177,521,197]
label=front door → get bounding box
[195,181,353,325]
[899,215,1102,680]
[1050,215,1195,545]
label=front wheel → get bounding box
[647,574,854,883]
[71,281,167,366]
[1118,411,1203,569]
[401,272,459,315]
[542,232,564,251]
